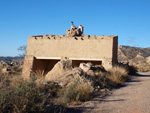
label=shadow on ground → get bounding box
[65,99,127,113]
[133,73,150,77]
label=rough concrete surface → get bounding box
[72,72,150,113]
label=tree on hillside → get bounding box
[18,45,27,57]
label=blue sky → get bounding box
[0,0,150,56]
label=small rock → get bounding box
[86,70,95,76]
[59,82,63,86]
[79,63,91,72]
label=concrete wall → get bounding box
[27,35,117,60]
[22,55,35,80]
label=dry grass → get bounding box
[0,75,64,113]
[58,76,94,106]
[33,70,46,85]
[75,76,94,101]
[0,65,2,75]
[9,75,24,88]
[107,66,129,87]
[94,72,110,88]
[0,73,24,90]
[136,65,150,72]
[32,70,46,79]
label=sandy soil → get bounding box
[69,72,150,113]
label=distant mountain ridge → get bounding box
[118,45,150,62]
[0,56,24,63]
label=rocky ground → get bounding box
[0,60,22,75]
[69,72,150,113]
[118,45,150,72]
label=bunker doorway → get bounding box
[32,59,60,75]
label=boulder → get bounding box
[79,63,91,72]
[2,68,7,74]
[56,67,83,87]
[44,58,72,82]
[146,56,150,63]
[44,58,86,87]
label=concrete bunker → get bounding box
[22,23,118,80]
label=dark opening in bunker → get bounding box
[72,60,102,67]
[32,58,102,75]
[32,59,60,74]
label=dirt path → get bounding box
[70,72,150,113]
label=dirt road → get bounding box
[71,72,150,113]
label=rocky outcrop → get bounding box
[0,61,22,75]
[136,53,144,60]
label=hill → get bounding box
[118,45,150,62]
